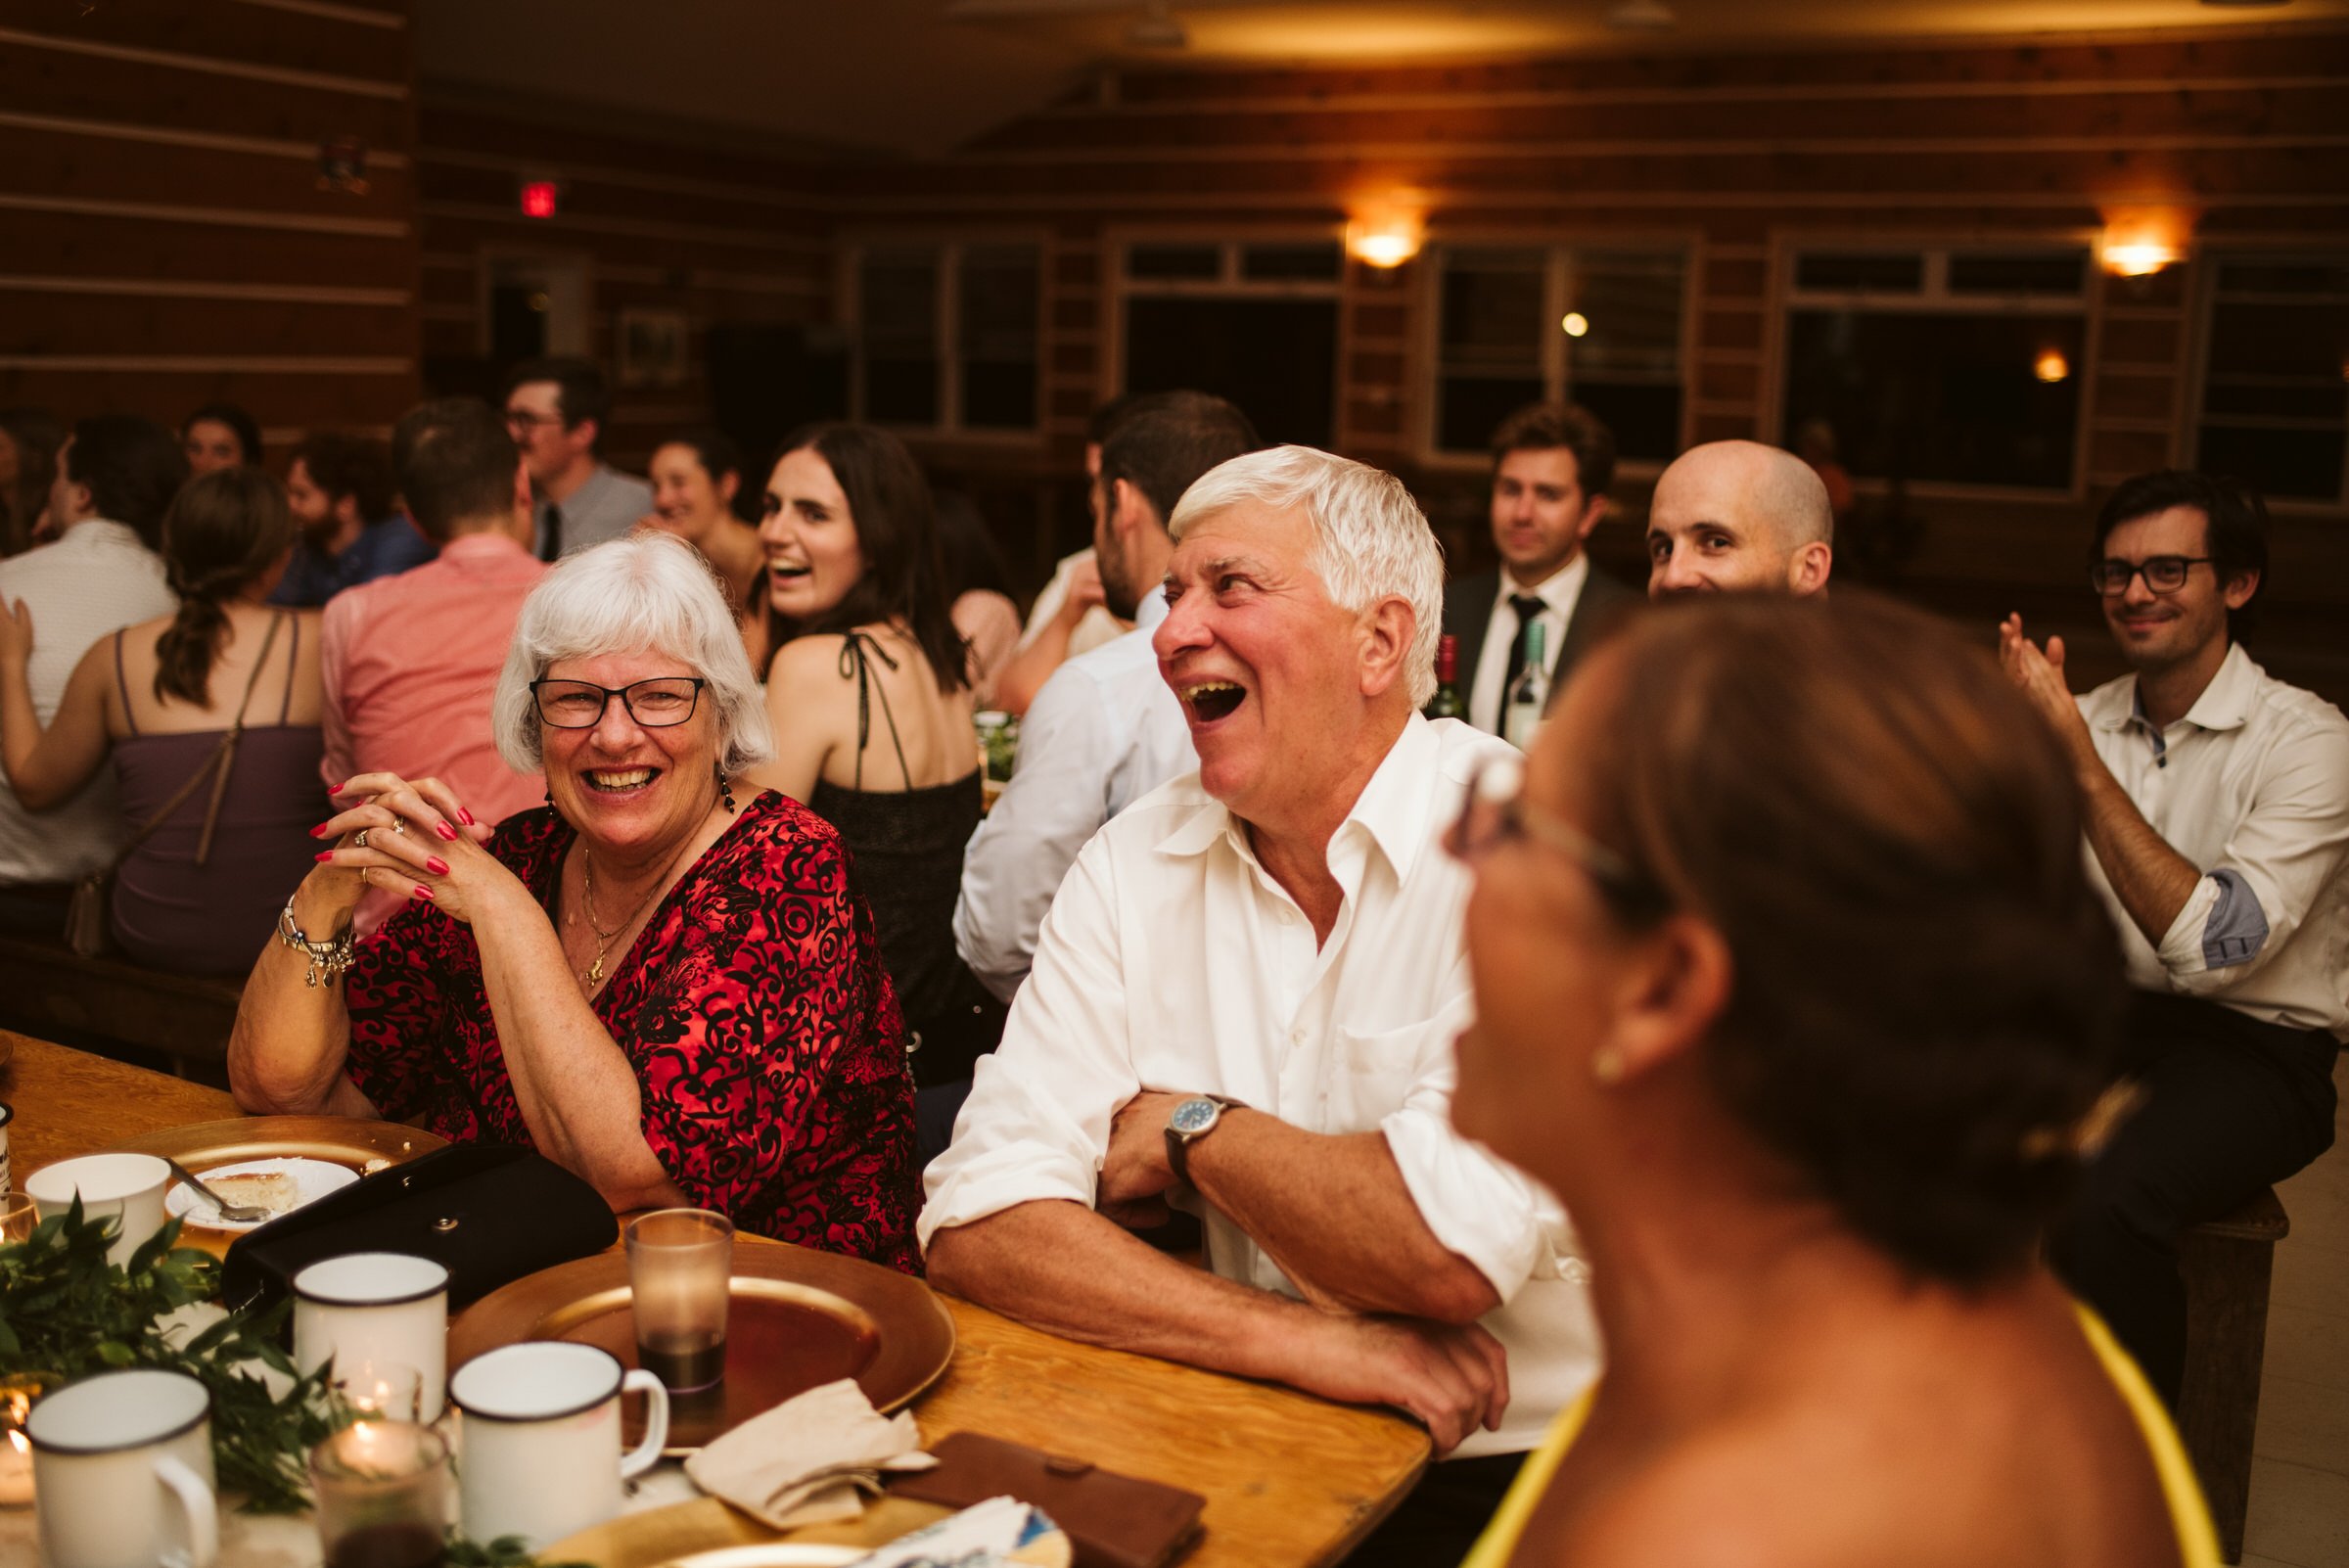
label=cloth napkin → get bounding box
[685,1378,938,1529]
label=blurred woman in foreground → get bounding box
[1452,594,2216,1568]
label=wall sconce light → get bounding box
[1561,312,1590,338]
[1346,211,1423,269]
[2034,348,2072,384]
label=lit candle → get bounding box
[0,1422,32,1508]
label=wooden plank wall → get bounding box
[836,23,2349,695]
[410,102,833,472]
[0,0,422,450]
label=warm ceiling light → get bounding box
[2101,242,2181,277]
[1346,212,1422,269]
[2034,348,2071,384]
[1561,312,1589,338]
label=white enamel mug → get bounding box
[448,1342,669,1549]
[293,1253,451,1421]
[25,1154,170,1268]
[27,1368,219,1568]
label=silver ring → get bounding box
[390,819,406,836]
[353,829,371,850]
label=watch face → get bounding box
[1169,1096,1221,1135]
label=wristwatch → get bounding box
[1164,1094,1239,1188]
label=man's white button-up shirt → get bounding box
[921,713,1600,1458]
[2078,642,2349,1039]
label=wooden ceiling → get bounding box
[412,0,2349,157]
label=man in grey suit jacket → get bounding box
[1439,402,1638,733]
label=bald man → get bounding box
[1645,439,1834,597]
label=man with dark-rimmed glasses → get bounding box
[1999,469,2349,1408]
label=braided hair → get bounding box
[153,469,295,707]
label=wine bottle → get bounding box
[1502,621,1548,750]
[1426,633,1465,719]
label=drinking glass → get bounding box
[624,1209,733,1393]
[328,1360,425,1425]
[0,1193,38,1245]
[309,1420,449,1568]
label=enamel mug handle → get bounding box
[618,1369,668,1480]
[155,1453,219,1568]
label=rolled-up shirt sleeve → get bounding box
[953,663,1116,1003]
[1376,963,1578,1302]
[921,834,1140,1250]
[2155,720,2349,991]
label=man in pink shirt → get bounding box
[322,398,548,823]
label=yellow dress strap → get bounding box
[1458,1386,1594,1568]
[2071,1302,2225,1568]
[1457,1306,2220,1568]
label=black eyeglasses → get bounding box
[1447,753,1669,920]
[2089,555,2212,596]
[530,676,707,729]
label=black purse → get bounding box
[221,1143,619,1314]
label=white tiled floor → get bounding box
[2242,1056,2349,1568]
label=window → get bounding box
[1117,237,1343,448]
[1431,245,1687,461]
[1779,245,2090,491]
[2194,256,2349,504]
[852,242,1040,434]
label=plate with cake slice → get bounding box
[163,1156,361,1231]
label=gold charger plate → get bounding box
[544,1496,955,1568]
[448,1242,954,1454]
[110,1116,448,1251]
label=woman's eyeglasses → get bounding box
[2089,555,2211,596]
[1447,753,1668,919]
[530,677,707,729]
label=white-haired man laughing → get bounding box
[921,445,1597,1564]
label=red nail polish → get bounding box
[328,783,344,795]
[314,851,336,863]
[310,822,331,838]
[412,884,435,900]
[435,820,458,842]
[458,807,476,826]
[426,856,450,876]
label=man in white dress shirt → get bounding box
[2002,469,2347,1407]
[0,417,181,916]
[923,446,1598,1564]
[953,390,1260,1005]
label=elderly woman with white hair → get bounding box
[228,531,917,1268]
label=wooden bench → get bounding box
[2178,1186,2289,1564]
[0,933,243,1076]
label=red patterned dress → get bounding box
[342,791,918,1271]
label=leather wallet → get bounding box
[221,1142,619,1314]
[891,1432,1206,1568]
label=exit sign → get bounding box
[520,180,559,219]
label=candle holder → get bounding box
[308,1419,450,1568]
[0,1372,62,1509]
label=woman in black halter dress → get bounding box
[752,424,1004,1087]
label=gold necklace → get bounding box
[576,838,693,990]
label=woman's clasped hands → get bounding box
[311,771,501,923]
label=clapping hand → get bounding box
[1998,614,2094,763]
[0,599,34,668]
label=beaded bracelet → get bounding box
[277,897,356,989]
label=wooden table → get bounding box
[0,1032,1430,1567]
